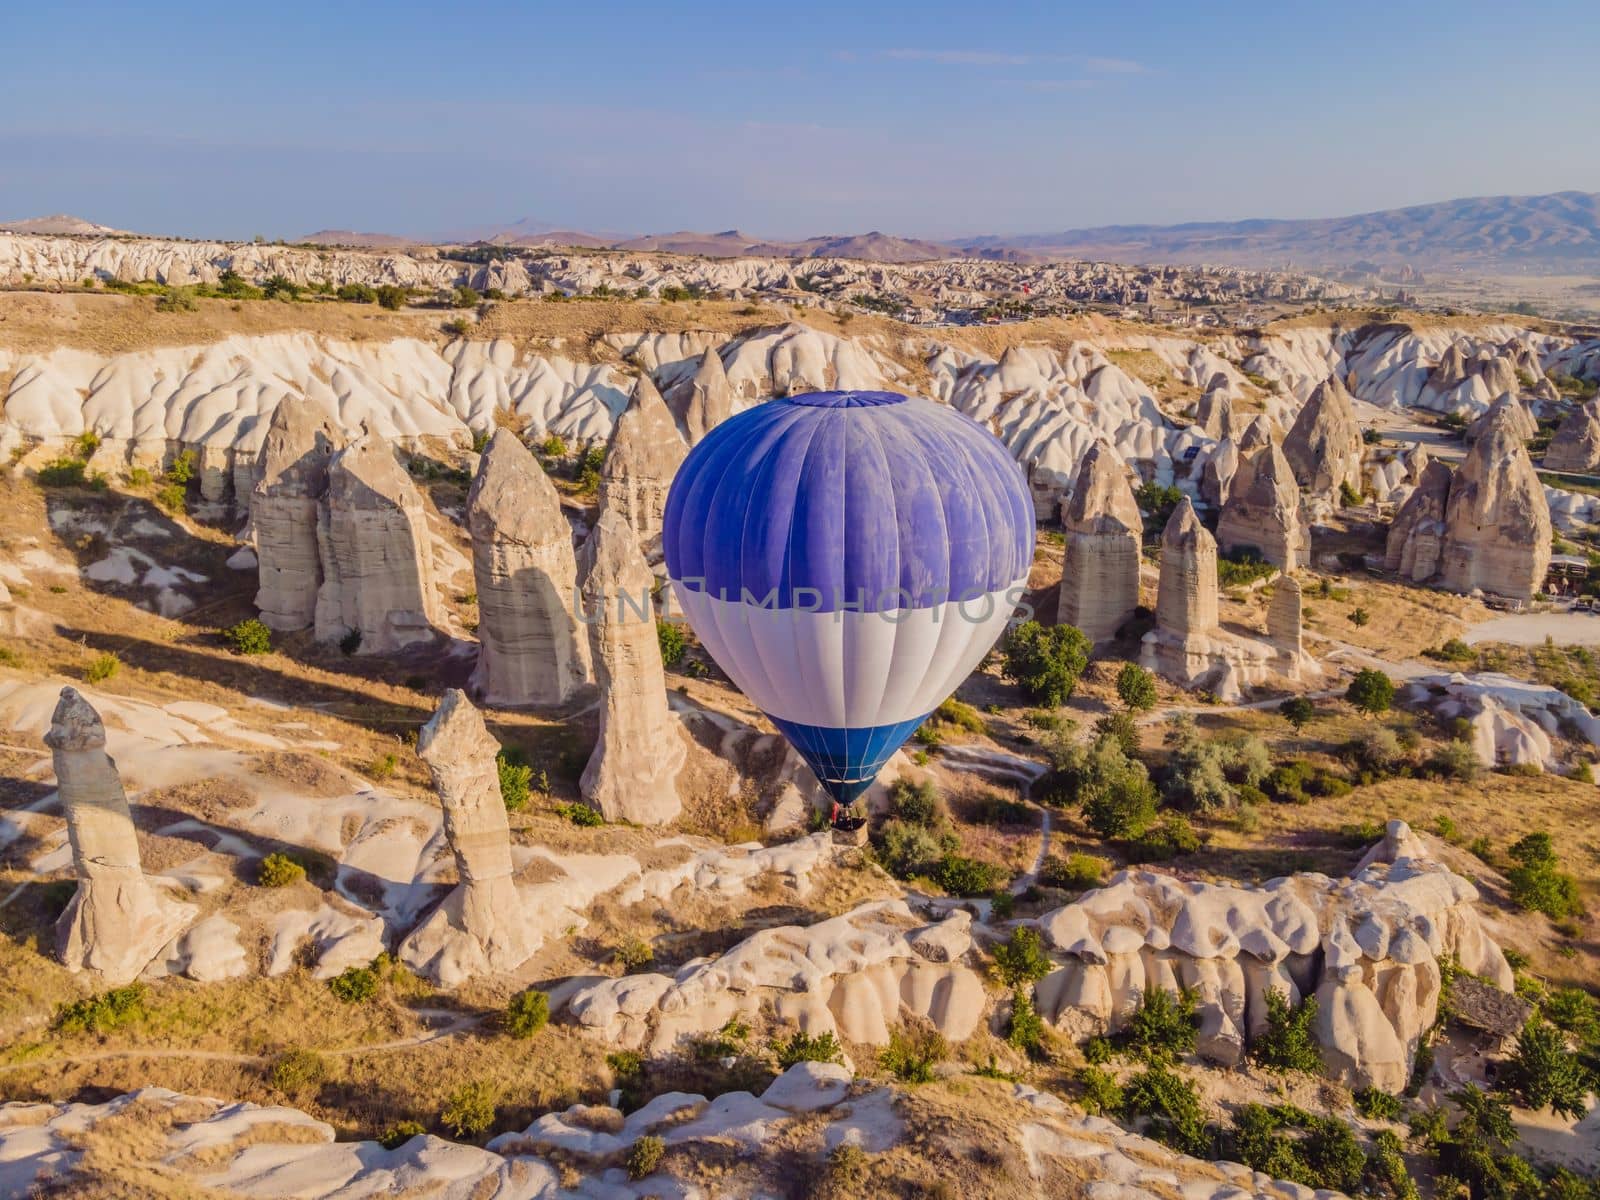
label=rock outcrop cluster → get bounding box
[567,899,983,1053]
[466,430,590,706]
[1215,440,1308,569]
[1057,443,1142,645]
[1384,459,1453,581]
[1283,377,1363,497]
[314,430,441,652]
[251,397,340,631]
[681,347,733,445]
[597,375,687,543]
[1543,399,1600,473]
[1400,671,1600,772]
[577,507,685,823]
[1142,498,1317,701]
[399,690,542,986]
[47,687,194,983]
[1032,821,1512,1092]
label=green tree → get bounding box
[503,988,550,1038]
[1345,668,1395,716]
[222,618,272,655]
[1000,620,1091,705]
[440,1080,498,1138]
[1116,662,1158,712]
[1500,1018,1590,1118]
[1250,990,1323,1073]
[656,619,687,667]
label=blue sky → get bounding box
[4,0,1598,240]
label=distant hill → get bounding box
[296,229,421,248]
[0,213,130,236]
[959,191,1600,271]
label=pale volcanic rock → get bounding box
[1215,440,1308,569]
[577,507,685,824]
[1401,440,1431,483]
[1199,435,1239,507]
[465,429,591,706]
[1543,399,1600,473]
[1400,672,1600,772]
[399,690,542,986]
[1283,377,1363,496]
[1384,459,1453,582]
[566,899,984,1053]
[597,374,687,543]
[314,431,441,653]
[1266,575,1306,655]
[1238,413,1274,454]
[1032,822,1512,1090]
[682,347,733,445]
[251,397,340,631]
[1057,442,1143,645]
[1467,393,1536,443]
[47,688,194,984]
[1438,407,1552,601]
[1154,496,1218,640]
[1193,387,1233,440]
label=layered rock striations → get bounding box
[1057,443,1142,645]
[314,431,441,652]
[252,397,340,631]
[1031,821,1511,1091]
[399,690,542,986]
[1437,408,1552,600]
[466,429,590,706]
[1154,496,1218,641]
[597,375,687,543]
[1384,460,1453,582]
[1283,377,1363,496]
[48,687,194,983]
[681,348,733,445]
[1215,440,1307,569]
[577,507,685,823]
[1543,398,1600,473]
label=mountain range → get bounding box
[9,191,1600,273]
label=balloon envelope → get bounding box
[662,390,1034,802]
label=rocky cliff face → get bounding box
[398,690,542,987]
[597,375,688,544]
[1216,440,1308,570]
[1384,459,1453,582]
[1033,821,1511,1092]
[1438,408,1552,601]
[1543,399,1600,473]
[252,396,340,631]
[466,429,590,706]
[577,507,685,823]
[1283,377,1363,496]
[681,347,733,445]
[314,431,441,652]
[1154,496,1218,640]
[47,687,194,983]
[1057,443,1142,645]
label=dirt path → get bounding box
[1463,611,1600,646]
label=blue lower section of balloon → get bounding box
[769,713,932,804]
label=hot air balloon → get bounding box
[662,390,1035,803]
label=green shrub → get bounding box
[1125,812,1200,861]
[1345,668,1395,716]
[613,936,654,973]
[554,801,604,827]
[328,963,380,1003]
[1123,1064,1208,1155]
[934,854,1003,897]
[223,618,272,655]
[1040,731,1157,838]
[818,1143,870,1196]
[1039,852,1108,892]
[1116,662,1158,712]
[503,988,550,1038]
[934,695,987,733]
[127,466,152,486]
[971,792,1031,827]
[1365,1128,1418,1199]
[774,1029,844,1068]
[1278,696,1316,729]
[1126,987,1198,1062]
[1251,990,1322,1073]
[1541,986,1600,1043]
[257,852,305,888]
[1008,988,1048,1057]
[1354,1086,1403,1121]
[156,286,197,312]
[1506,832,1583,919]
[55,984,149,1034]
[1077,1065,1123,1115]
[1094,709,1141,757]
[165,449,197,484]
[440,1079,498,1138]
[154,481,188,513]
[84,652,120,683]
[1134,481,1183,530]
[378,1120,425,1149]
[878,1024,947,1083]
[656,619,687,666]
[1000,620,1091,705]
[339,629,362,655]
[338,283,378,304]
[991,926,1052,987]
[1425,739,1479,782]
[1158,717,1237,813]
[452,285,481,308]
[626,1134,665,1179]
[269,1048,326,1093]
[36,458,95,488]
[874,818,945,880]
[442,317,470,337]
[365,753,398,780]
[1426,638,1477,664]
[376,285,409,310]
[537,434,568,457]
[1500,1017,1590,1117]
[496,750,534,812]
[74,430,102,457]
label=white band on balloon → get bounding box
[669,578,1029,730]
